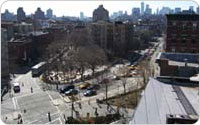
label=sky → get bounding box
[1,0,199,17]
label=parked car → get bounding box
[13,82,20,93]
[84,90,96,96]
[59,85,75,94]
[114,76,120,80]
[65,89,78,96]
[79,82,91,89]
[87,84,100,90]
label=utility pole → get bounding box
[47,112,51,122]
[71,95,74,119]
[105,82,108,104]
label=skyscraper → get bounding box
[189,6,194,12]
[34,7,45,20]
[196,7,199,14]
[124,11,127,15]
[132,8,140,17]
[93,5,109,22]
[144,4,152,15]
[146,4,149,10]
[1,9,16,21]
[46,8,53,19]
[17,7,26,22]
[156,8,159,15]
[159,7,172,15]
[141,2,144,15]
[80,12,84,20]
[118,11,123,16]
[175,8,181,14]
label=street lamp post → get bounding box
[71,95,74,119]
[47,112,51,122]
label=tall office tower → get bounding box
[156,8,159,15]
[118,11,123,16]
[145,4,152,15]
[141,2,144,15]
[34,7,45,20]
[132,8,140,16]
[46,8,53,19]
[175,7,181,14]
[17,7,26,22]
[196,7,199,14]
[124,11,128,15]
[146,4,149,10]
[80,12,84,20]
[189,6,194,12]
[93,5,109,22]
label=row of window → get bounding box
[168,21,198,31]
[169,34,198,38]
[168,26,198,31]
[170,39,197,44]
[169,21,198,27]
[170,47,198,53]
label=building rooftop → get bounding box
[9,37,31,43]
[157,52,199,64]
[29,31,48,36]
[166,14,199,21]
[130,78,199,124]
[168,60,199,68]
[14,22,33,26]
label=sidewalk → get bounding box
[60,98,133,120]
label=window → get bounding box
[181,34,187,38]
[193,23,198,30]
[181,39,186,44]
[172,22,176,26]
[171,39,176,44]
[182,23,187,30]
[171,34,176,38]
[191,39,196,44]
[171,47,175,52]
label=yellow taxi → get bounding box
[79,82,91,89]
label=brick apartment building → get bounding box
[90,21,133,57]
[166,14,199,53]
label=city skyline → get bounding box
[1,1,199,17]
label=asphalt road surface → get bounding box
[1,37,163,124]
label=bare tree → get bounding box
[42,26,108,85]
[102,78,109,104]
[115,66,129,94]
[85,45,107,77]
[140,60,150,86]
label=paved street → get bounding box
[1,70,138,124]
[1,36,163,124]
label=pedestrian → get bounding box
[95,108,98,117]
[17,114,22,124]
[24,109,26,113]
[31,87,33,93]
[22,82,24,87]
[4,116,7,122]
[9,89,11,98]
[78,102,82,109]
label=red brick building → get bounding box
[166,14,199,53]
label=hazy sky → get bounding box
[1,1,199,17]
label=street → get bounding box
[1,68,138,124]
[1,36,164,124]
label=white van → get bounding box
[13,82,20,93]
